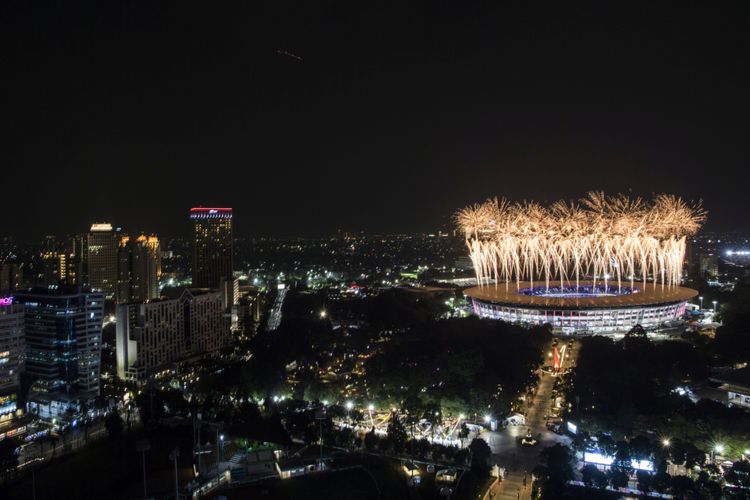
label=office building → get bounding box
[87,223,119,299]
[0,298,24,429]
[117,234,161,303]
[14,286,104,420]
[190,207,233,288]
[116,288,230,382]
[0,261,23,295]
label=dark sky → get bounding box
[2,2,748,240]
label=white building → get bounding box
[116,288,231,383]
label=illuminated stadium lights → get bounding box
[456,192,704,291]
[458,193,705,334]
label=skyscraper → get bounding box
[15,286,103,420]
[0,298,24,427]
[87,223,118,299]
[117,234,161,303]
[190,207,233,289]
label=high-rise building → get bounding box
[0,261,23,295]
[15,286,103,420]
[116,288,230,382]
[0,298,24,428]
[190,207,233,289]
[41,235,67,287]
[117,234,161,303]
[67,234,88,286]
[87,223,119,299]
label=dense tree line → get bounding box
[364,316,551,417]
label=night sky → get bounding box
[3,3,749,240]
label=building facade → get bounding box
[87,223,119,299]
[0,299,24,428]
[116,288,230,383]
[190,207,233,288]
[117,234,161,303]
[14,286,104,420]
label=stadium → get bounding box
[457,192,703,334]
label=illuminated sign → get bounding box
[90,223,113,232]
[0,297,12,306]
[584,451,654,471]
[189,207,233,220]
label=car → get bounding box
[547,422,563,434]
[521,436,538,446]
[436,468,458,483]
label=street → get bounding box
[485,340,578,500]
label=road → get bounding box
[486,340,578,500]
[265,286,288,332]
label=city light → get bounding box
[483,414,491,423]
[345,401,354,410]
[662,438,671,447]
[715,444,725,454]
[456,192,704,291]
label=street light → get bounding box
[699,296,704,309]
[662,438,671,447]
[368,404,375,428]
[483,415,491,424]
[715,444,725,454]
[219,434,224,462]
[713,300,718,313]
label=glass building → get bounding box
[14,286,103,419]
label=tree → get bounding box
[0,438,18,478]
[581,464,600,488]
[105,411,124,440]
[651,472,671,494]
[364,428,378,451]
[468,438,491,474]
[636,470,652,493]
[540,444,575,484]
[669,475,697,498]
[458,423,470,444]
[607,468,629,489]
[388,415,408,454]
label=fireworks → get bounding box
[456,192,705,292]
